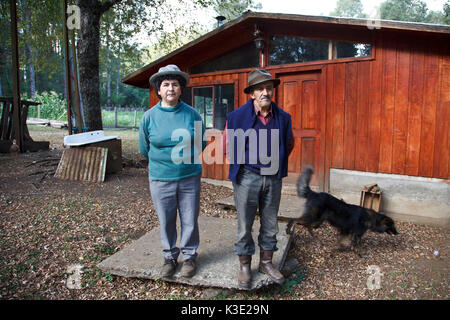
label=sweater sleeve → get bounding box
[200,114,207,152]
[139,112,150,158]
[193,106,207,152]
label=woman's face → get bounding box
[158,79,182,107]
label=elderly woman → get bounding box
[139,65,206,278]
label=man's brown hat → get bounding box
[243,69,280,94]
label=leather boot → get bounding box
[238,255,252,289]
[258,250,285,285]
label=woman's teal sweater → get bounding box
[139,100,206,181]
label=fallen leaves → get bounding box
[0,129,448,300]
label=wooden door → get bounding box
[276,69,326,190]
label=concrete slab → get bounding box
[216,195,306,221]
[330,168,450,228]
[98,216,292,290]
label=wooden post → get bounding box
[328,40,333,60]
[70,30,83,133]
[63,0,73,135]
[10,0,23,151]
[134,109,137,128]
[114,106,118,128]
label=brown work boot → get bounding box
[180,259,196,278]
[161,258,178,277]
[258,250,285,285]
[238,255,252,289]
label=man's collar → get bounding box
[253,103,272,117]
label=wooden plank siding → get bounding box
[434,45,450,179]
[146,32,450,186]
[323,32,449,182]
[366,34,383,173]
[419,37,439,177]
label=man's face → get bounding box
[158,79,181,106]
[250,81,274,110]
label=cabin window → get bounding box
[190,42,259,74]
[181,84,234,130]
[269,35,371,66]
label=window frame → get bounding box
[184,79,239,131]
[267,34,375,67]
[193,86,215,129]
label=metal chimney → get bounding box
[215,16,226,27]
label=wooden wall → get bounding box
[324,31,449,184]
[148,30,450,186]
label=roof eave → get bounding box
[123,12,450,88]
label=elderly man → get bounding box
[224,69,294,288]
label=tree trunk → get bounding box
[76,0,103,131]
[75,0,122,131]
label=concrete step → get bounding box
[98,216,293,291]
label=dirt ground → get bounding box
[0,126,448,300]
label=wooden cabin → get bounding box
[123,12,450,196]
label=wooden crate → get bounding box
[360,183,382,212]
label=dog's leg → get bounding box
[350,234,365,258]
[306,226,315,238]
[336,233,352,251]
[286,219,295,235]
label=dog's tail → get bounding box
[297,166,314,198]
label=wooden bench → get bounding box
[0,97,49,153]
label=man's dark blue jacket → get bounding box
[226,99,293,183]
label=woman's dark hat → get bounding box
[244,69,280,94]
[149,64,190,89]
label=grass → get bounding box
[101,109,146,128]
[26,108,146,128]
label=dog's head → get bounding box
[368,211,399,235]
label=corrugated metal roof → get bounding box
[54,147,108,183]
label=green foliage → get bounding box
[148,0,262,62]
[211,0,262,21]
[379,0,445,23]
[25,91,67,120]
[330,0,367,18]
[443,0,450,24]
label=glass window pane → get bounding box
[269,35,371,65]
[336,41,371,58]
[269,35,328,65]
[214,84,234,130]
[193,87,213,129]
[190,42,259,74]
